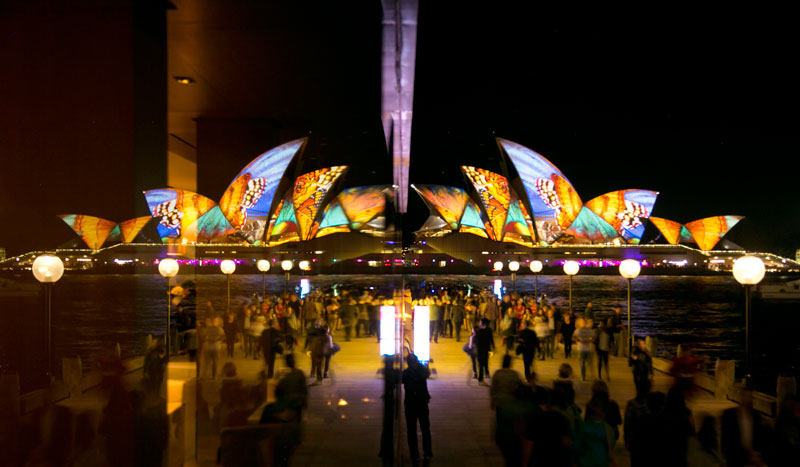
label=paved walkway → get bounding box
[189,328,736,466]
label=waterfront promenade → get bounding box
[181,332,737,466]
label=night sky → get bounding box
[1,4,797,256]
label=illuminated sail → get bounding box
[57,214,117,250]
[267,192,300,245]
[118,216,151,243]
[144,189,217,243]
[498,138,583,243]
[218,138,306,242]
[584,189,658,243]
[411,184,470,230]
[316,200,351,238]
[503,196,532,238]
[649,217,684,245]
[183,206,236,243]
[458,199,490,239]
[292,166,348,241]
[461,166,510,241]
[337,185,388,230]
[685,216,743,251]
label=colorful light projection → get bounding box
[337,185,389,230]
[583,190,658,244]
[649,215,743,251]
[292,166,348,241]
[315,199,351,239]
[502,194,534,246]
[498,139,583,243]
[411,184,470,230]
[267,192,300,246]
[458,199,490,238]
[57,215,118,250]
[218,138,307,242]
[144,189,220,243]
[117,217,151,243]
[461,166,511,241]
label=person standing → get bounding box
[428,297,441,343]
[560,314,575,358]
[451,297,465,342]
[483,294,499,334]
[610,307,624,356]
[442,296,453,338]
[474,318,495,385]
[573,318,595,381]
[223,312,238,358]
[305,320,328,384]
[200,317,224,379]
[583,301,595,323]
[339,295,357,342]
[403,353,433,462]
[259,319,283,379]
[595,320,612,381]
[301,295,318,336]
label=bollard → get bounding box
[777,375,797,411]
[62,356,83,397]
[714,359,736,399]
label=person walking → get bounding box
[484,294,499,334]
[200,317,224,379]
[573,318,595,381]
[428,297,441,343]
[474,318,495,385]
[629,337,654,398]
[451,297,465,342]
[223,312,238,358]
[260,319,283,379]
[305,320,328,384]
[516,320,539,381]
[403,353,433,462]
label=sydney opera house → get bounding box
[3,136,781,274]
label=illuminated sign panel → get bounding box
[413,305,430,362]
[380,306,396,356]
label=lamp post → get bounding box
[508,261,520,291]
[281,260,294,292]
[619,259,641,357]
[220,260,236,311]
[32,254,64,379]
[529,260,543,299]
[732,255,765,383]
[298,260,311,274]
[157,258,179,360]
[563,260,580,313]
[256,259,270,301]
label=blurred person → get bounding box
[223,311,238,358]
[629,337,654,397]
[595,320,612,381]
[491,354,524,410]
[484,294,499,333]
[585,380,622,443]
[306,319,328,384]
[260,319,283,379]
[403,353,433,462]
[545,308,556,359]
[249,309,266,359]
[242,306,253,357]
[516,320,539,381]
[624,378,653,466]
[339,295,358,341]
[552,364,582,445]
[561,314,576,358]
[465,324,480,379]
[663,386,695,466]
[577,397,617,467]
[141,335,167,397]
[301,293,318,336]
[687,413,723,467]
[573,318,595,381]
[275,354,308,420]
[355,292,371,338]
[200,317,224,379]
[429,296,441,343]
[610,307,624,356]
[475,317,495,385]
[771,395,800,466]
[670,344,702,398]
[533,313,549,360]
[322,324,339,379]
[451,295,465,342]
[492,356,528,467]
[721,388,769,467]
[583,300,595,322]
[521,387,573,467]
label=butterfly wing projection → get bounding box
[503,193,533,242]
[267,192,300,245]
[498,139,583,243]
[411,185,470,230]
[182,206,236,243]
[584,190,658,244]
[685,216,743,251]
[218,138,306,242]
[566,207,620,241]
[648,217,683,245]
[57,214,117,250]
[144,189,217,243]
[337,185,389,230]
[461,166,511,241]
[292,166,348,241]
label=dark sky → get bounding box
[409,6,799,255]
[1,3,797,256]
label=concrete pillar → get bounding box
[777,375,797,411]
[62,356,83,397]
[715,359,736,399]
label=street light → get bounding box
[158,258,179,359]
[32,254,64,378]
[493,261,503,272]
[220,260,236,311]
[281,260,294,291]
[733,255,765,381]
[298,260,311,272]
[530,260,543,299]
[256,259,270,300]
[563,260,580,313]
[619,259,641,357]
[509,261,520,291]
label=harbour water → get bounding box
[2,273,798,394]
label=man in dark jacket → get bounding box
[475,318,496,384]
[516,320,539,381]
[403,353,432,462]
